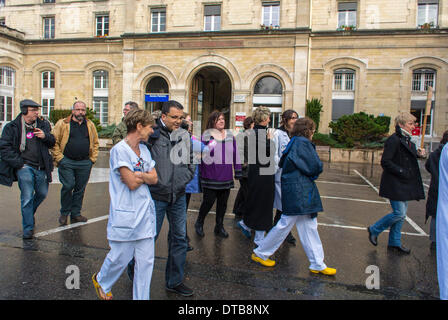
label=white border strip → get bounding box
[34,215,109,238]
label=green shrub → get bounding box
[306,98,323,132]
[98,124,117,138]
[312,133,338,147]
[328,112,390,148]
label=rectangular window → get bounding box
[0,96,13,122]
[0,66,14,87]
[93,71,108,89]
[418,0,438,27]
[43,0,55,3]
[43,17,55,39]
[96,14,109,36]
[41,98,54,118]
[204,5,221,31]
[0,18,5,26]
[338,2,357,28]
[413,71,436,91]
[93,97,108,125]
[262,2,280,27]
[333,71,355,91]
[42,71,55,89]
[151,8,166,33]
[0,0,5,7]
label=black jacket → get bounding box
[425,143,444,221]
[0,114,55,186]
[378,125,425,201]
[145,118,195,203]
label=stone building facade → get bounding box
[0,0,447,136]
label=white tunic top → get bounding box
[107,140,156,242]
[273,129,290,211]
[437,144,448,300]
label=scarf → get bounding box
[20,116,36,153]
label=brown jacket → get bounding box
[51,116,99,166]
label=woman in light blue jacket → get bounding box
[252,117,336,276]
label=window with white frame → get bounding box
[151,8,166,33]
[338,2,357,28]
[412,69,436,92]
[333,69,355,91]
[96,14,109,36]
[0,66,15,122]
[93,70,108,125]
[262,2,280,27]
[0,0,5,7]
[43,16,55,39]
[43,0,55,3]
[253,76,283,129]
[418,0,438,27]
[204,5,221,31]
[41,71,55,118]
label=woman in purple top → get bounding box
[194,111,242,238]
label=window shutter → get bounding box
[338,2,357,11]
[204,5,221,16]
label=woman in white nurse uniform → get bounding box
[92,109,158,300]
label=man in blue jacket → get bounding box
[0,100,55,239]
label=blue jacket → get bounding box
[185,137,206,194]
[280,136,323,216]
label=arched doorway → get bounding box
[145,76,169,113]
[189,66,231,136]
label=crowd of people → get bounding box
[0,99,447,300]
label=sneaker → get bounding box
[310,267,337,276]
[251,253,275,267]
[237,220,251,239]
[166,283,194,297]
[71,215,88,223]
[58,215,68,226]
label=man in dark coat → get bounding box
[0,99,55,239]
[367,112,425,254]
[425,131,448,249]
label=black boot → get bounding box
[286,232,296,245]
[194,221,204,237]
[214,225,229,238]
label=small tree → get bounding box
[305,98,323,132]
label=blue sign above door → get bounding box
[145,94,169,102]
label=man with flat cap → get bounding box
[0,99,55,239]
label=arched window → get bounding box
[332,68,356,121]
[411,68,436,136]
[92,70,109,125]
[253,76,283,128]
[41,71,55,118]
[0,66,15,122]
[145,76,169,113]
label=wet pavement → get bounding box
[0,151,440,300]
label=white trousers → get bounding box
[254,214,327,271]
[97,238,154,300]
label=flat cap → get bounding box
[20,99,41,108]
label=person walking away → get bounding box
[272,109,298,245]
[92,109,158,300]
[251,117,336,275]
[112,101,139,145]
[51,101,99,226]
[0,99,55,239]
[425,131,448,250]
[238,107,275,246]
[367,112,425,254]
[233,116,254,221]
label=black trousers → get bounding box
[196,188,230,227]
[232,178,248,218]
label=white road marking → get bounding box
[316,180,369,187]
[34,215,109,238]
[317,222,427,237]
[321,195,387,204]
[353,169,428,236]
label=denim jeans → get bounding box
[370,200,408,246]
[58,157,92,217]
[16,165,49,232]
[155,195,187,288]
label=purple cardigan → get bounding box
[200,132,242,190]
